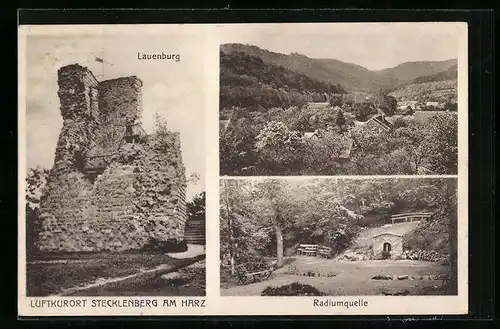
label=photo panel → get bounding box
[19,25,207,315]
[219,23,463,177]
[219,177,459,298]
[18,21,469,317]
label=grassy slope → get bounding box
[353,222,421,250]
[389,79,457,102]
[27,252,204,296]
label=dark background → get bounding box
[1,7,494,327]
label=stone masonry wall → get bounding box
[93,77,143,156]
[52,64,100,174]
[37,64,187,252]
[372,234,403,259]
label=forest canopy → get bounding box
[220,51,346,111]
[220,110,458,176]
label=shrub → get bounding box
[141,238,187,253]
[261,282,325,296]
[381,251,391,259]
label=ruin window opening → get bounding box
[124,122,147,144]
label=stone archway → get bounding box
[383,242,392,253]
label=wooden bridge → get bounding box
[390,212,433,224]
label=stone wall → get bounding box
[372,234,403,259]
[37,64,187,252]
[95,77,143,155]
[52,65,101,174]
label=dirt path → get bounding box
[167,244,205,259]
[58,254,205,296]
[221,258,448,296]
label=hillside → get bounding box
[410,64,457,84]
[221,43,393,92]
[221,43,458,93]
[389,79,457,103]
[220,51,345,111]
[376,59,457,86]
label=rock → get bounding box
[161,272,182,280]
[372,274,393,280]
[397,275,409,280]
[381,289,410,296]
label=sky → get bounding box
[25,34,205,201]
[219,22,464,70]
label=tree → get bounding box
[26,166,49,258]
[335,109,346,130]
[220,180,271,274]
[443,102,458,112]
[302,131,351,175]
[220,114,261,175]
[187,192,205,221]
[329,94,343,107]
[254,121,304,174]
[221,180,237,275]
[380,94,397,116]
[353,102,377,121]
[421,113,458,174]
[249,180,300,268]
[349,125,388,174]
[388,122,428,174]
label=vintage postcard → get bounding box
[18,25,209,316]
[19,22,468,316]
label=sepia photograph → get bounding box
[18,21,469,316]
[220,177,458,297]
[219,24,460,176]
[22,32,206,297]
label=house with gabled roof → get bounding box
[354,111,394,132]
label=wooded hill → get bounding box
[388,63,458,103]
[220,43,457,94]
[389,79,457,103]
[375,59,457,88]
[220,51,345,111]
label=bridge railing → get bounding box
[390,212,433,224]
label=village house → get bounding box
[425,101,442,108]
[397,100,421,110]
[354,112,394,132]
[305,101,330,111]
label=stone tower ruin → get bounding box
[37,64,187,252]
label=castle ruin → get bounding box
[37,64,188,252]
